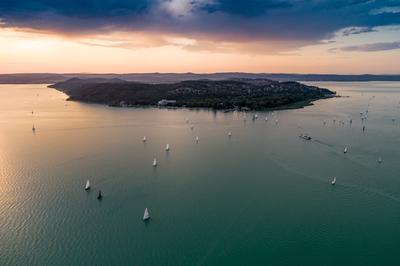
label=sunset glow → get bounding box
[0,1,399,74]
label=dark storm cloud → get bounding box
[201,0,293,16]
[0,0,399,44]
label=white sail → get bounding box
[85,180,90,190]
[195,136,199,143]
[344,147,348,153]
[228,132,232,137]
[331,177,336,185]
[378,157,383,163]
[143,208,150,221]
[153,158,157,167]
[143,136,147,142]
[166,144,170,151]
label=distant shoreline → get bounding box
[1,73,400,84]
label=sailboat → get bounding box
[344,146,348,153]
[143,208,150,221]
[378,157,383,163]
[85,180,90,190]
[165,144,170,151]
[331,177,336,185]
[143,136,147,142]
[153,158,157,167]
[265,117,268,122]
[32,125,36,132]
[228,132,232,137]
[195,136,199,143]
[97,190,102,199]
[275,119,279,124]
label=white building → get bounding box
[158,99,177,106]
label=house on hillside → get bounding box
[158,99,177,106]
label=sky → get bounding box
[0,0,399,74]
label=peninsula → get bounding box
[49,78,335,110]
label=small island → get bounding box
[49,78,336,110]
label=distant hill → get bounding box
[49,78,335,110]
[1,73,400,84]
[50,77,128,91]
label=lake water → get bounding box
[1,82,400,265]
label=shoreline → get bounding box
[61,93,337,112]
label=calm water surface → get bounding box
[1,82,400,265]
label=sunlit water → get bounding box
[1,82,400,265]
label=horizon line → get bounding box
[2,72,400,76]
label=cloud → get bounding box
[0,0,400,52]
[370,6,400,15]
[341,26,376,36]
[334,41,400,52]
[202,0,292,16]
[159,0,214,18]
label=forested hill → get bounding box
[49,78,336,110]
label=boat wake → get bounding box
[267,155,400,205]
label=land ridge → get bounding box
[49,78,336,110]
[1,73,400,84]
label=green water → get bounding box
[1,82,400,265]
